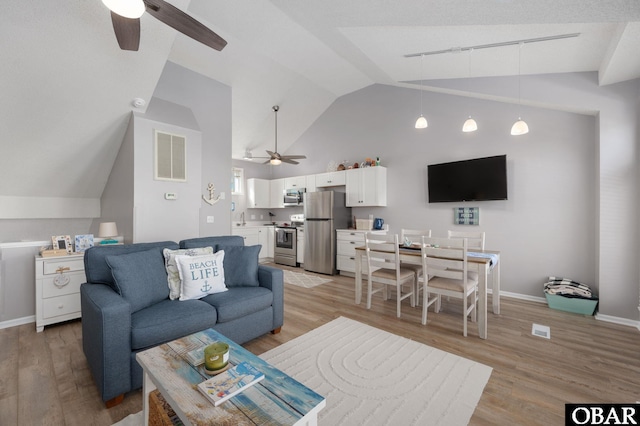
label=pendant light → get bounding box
[462,48,478,132]
[415,54,428,129]
[511,43,529,136]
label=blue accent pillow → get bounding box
[106,247,169,313]
[217,244,261,287]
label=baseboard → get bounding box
[493,290,640,331]
[595,313,640,330]
[0,315,35,330]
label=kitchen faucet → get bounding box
[240,211,246,226]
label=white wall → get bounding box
[132,113,202,243]
[151,61,233,237]
[256,74,639,320]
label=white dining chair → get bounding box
[365,233,416,318]
[419,236,479,337]
[400,228,432,304]
[447,230,485,250]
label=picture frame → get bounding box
[454,207,480,226]
[52,235,72,254]
[74,234,94,253]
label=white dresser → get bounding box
[35,253,86,332]
[336,229,387,276]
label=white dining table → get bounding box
[354,246,500,339]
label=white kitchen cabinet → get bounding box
[35,253,86,332]
[305,175,316,193]
[284,176,306,189]
[232,226,273,260]
[246,178,270,208]
[270,178,285,208]
[336,229,387,275]
[265,226,275,259]
[296,227,305,264]
[345,166,387,207]
[315,171,346,187]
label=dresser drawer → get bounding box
[42,272,84,298]
[336,231,365,243]
[337,254,374,274]
[42,294,81,319]
[42,258,84,275]
[337,240,360,256]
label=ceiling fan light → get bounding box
[102,0,145,19]
[462,117,478,132]
[270,158,282,166]
[511,118,529,136]
[415,115,428,129]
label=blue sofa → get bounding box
[80,236,284,407]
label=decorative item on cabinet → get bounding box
[51,235,72,254]
[98,222,119,244]
[74,234,94,253]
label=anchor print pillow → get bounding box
[163,246,214,300]
[175,251,228,301]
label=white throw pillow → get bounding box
[163,246,214,300]
[175,251,227,301]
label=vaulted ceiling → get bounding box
[2,0,639,199]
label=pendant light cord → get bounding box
[419,54,424,114]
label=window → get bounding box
[232,167,244,195]
[155,130,186,181]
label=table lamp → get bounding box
[98,222,118,245]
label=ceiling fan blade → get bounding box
[110,12,140,51]
[281,158,300,165]
[282,155,307,160]
[143,0,227,51]
[266,150,275,157]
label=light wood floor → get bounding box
[2,265,639,425]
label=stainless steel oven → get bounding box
[274,226,297,266]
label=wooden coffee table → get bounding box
[136,328,326,426]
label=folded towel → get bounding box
[544,277,597,299]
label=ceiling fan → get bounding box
[102,0,227,52]
[251,106,306,165]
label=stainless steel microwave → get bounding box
[284,188,305,206]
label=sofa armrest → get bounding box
[80,283,132,402]
[258,265,284,329]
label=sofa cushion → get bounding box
[179,235,244,251]
[175,251,227,301]
[163,246,214,300]
[106,247,169,313]
[201,287,273,323]
[85,241,178,292]
[130,299,217,350]
[217,244,261,287]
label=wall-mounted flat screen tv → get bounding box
[427,155,508,203]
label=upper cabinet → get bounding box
[315,171,346,187]
[270,178,285,208]
[246,167,386,208]
[246,178,270,208]
[345,167,387,207]
[284,176,306,189]
[306,175,316,193]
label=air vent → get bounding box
[155,130,186,181]
[532,324,551,339]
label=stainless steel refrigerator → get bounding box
[303,191,351,275]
